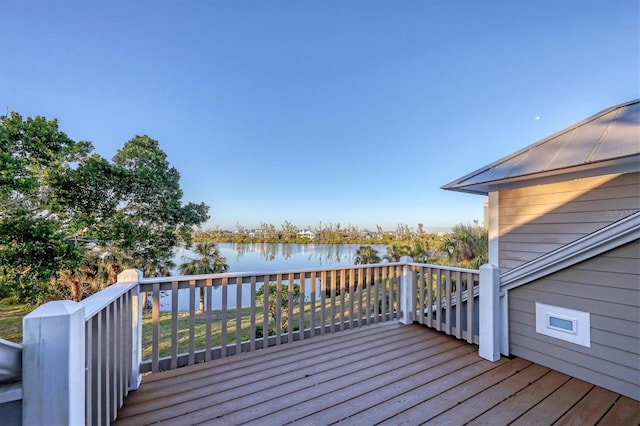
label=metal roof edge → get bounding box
[441,99,640,192]
[445,153,640,195]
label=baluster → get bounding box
[262,275,270,348]
[276,274,283,344]
[298,272,305,341]
[170,281,179,369]
[310,271,317,336]
[205,278,213,361]
[152,283,160,373]
[236,276,243,353]
[455,270,462,339]
[221,277,228,357]
[287,273,294,342]
[250,275,257,350]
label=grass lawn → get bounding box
[0,299,35,344]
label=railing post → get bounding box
[399,256,414,325]
[118,268,144,391]
[22,301,85,425]
[479,263,501,361]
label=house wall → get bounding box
[508,240,640,400]
[498,172,640,272]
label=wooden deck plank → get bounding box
[377,357,532,426]
[117,323,444,424]
[112,322,640,426]
[554,386,619,425]
[122,322,416,407]
[139,319,402,384]
[510,377,594,425]
[599,396,640,426]
[155,336,467,425]
[468,370,571,425]
[424,363,551,424]
[247,347,482,426]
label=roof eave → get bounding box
[442,154,640,195]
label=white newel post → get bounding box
[22,301,85,425]
[479,263,501,361]
[399,256,414,325]
[117,268,144,391]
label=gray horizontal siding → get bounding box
[499,172,640,272]
[508,240,640,400]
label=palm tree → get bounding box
[354,245,381,265]
[179,242,229,310]
[433,223,487,269]
[384,243,429,263]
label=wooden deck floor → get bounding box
[114,322,640,425]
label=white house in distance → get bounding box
[443,99,640,400]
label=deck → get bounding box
[114,321,640,425]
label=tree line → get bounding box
[353,222,488,270]
[196,222,443,245]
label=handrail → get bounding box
[137,261,407,284]
[81,280,140,320]
[0,338,22,384]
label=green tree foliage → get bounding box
[179,242,229,311]
[354,246,381,265]
[106,135,209,279]
[179,242,229,275]
[0,113,209,303]
[256,282,301,333]
[384,242,430,263]
[0,113,90,302]
[433,223,488,269]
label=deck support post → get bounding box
[22,301,85,426]
[118,268,144,391]
[399,256,414,325]
[479,263,501,361]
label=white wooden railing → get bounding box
[17,259,492,425]
[407,263,480,344]
[21,270,143,426]
[138,262,403,373]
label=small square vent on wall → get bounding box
[535,303,591,347]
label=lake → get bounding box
[173,242,388,274]
[161,243,389,311]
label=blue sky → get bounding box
[2,1,638,232]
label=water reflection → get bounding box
[164,243,388,311]
[179,243,388,273]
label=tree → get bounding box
[384,242,429,263]
[354,246,381,265]
[106,135,209,277]
[433,223,488,269]
[0,112,92,302]
[256,282,301,333]
[179,242,229,276]
[280,220,298,243]
[179,242,229,310]
[0,113,210,303]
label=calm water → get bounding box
[172,242,388,274]
[162,243,388,311]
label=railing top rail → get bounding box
[0,338,22,383]
[80,280,139,320]
[136,261,479,286]
[407,263,481,274]
[138,261,408,284]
